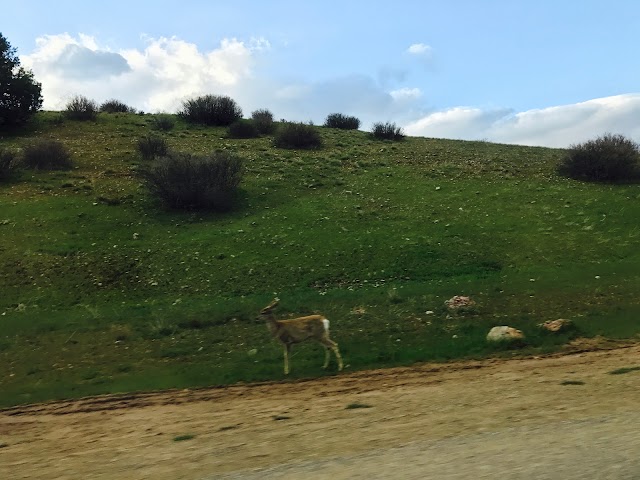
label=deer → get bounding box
[259,298,343,375]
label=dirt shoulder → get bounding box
[2,342,640,479]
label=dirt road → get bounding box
[2,341,640,479]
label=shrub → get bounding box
[227,119,259,139]
[22,139,73,170]
[251,109,276,134]
[141,150,244,211]
[136,135,169,160]
[178,94,242,126]
[324,113,360,130]
[273,122,323,149]
[558,133,640,183]
[371,122,404,141]
[150,114,175,131]
[64,95,98,121]
[100,99,134,113]
[0,148,20,180]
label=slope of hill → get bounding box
[1,112,639,406]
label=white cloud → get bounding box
[404,94,640,147]
[20,34,640,148]
[22,33,270,112]
[407,43,432,56]
[263,75,418,127]
[390,87,423,101]
[405,43,434,69]
[404,107,513,140]
[20,33,420,127]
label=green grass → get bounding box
[608,366,640,375]
[173,434,195,442]
[1,112,640,407]
[345,402,373,409]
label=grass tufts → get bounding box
[227,119,260,139]
[22,138,73,170]
[137,134,169,160]
[608,366,640,375]
[140,150,244,211]
[150,114,176,131]
[251,109,276,134]
[273,122,323,149]
[0,148,20,180]
[560,380,586,386]
[324,113,360,130]
[372,122,404,141]
[100,99,135,114]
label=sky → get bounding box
[3,0,640,147]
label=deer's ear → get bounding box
[260,298,280,314]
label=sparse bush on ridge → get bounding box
[22,139,73,170]
[178,95,242,126]
[324,113,360,130]
[557,133,640,183]
[371,122,404,141]
[137,135,169,160]
[140,150,244,211]
[0,148,20,180]
[227,119,260,139]
[251,109,276,134]
[64,95,99,121]
[100,99,135,113]
[273,122,323,149]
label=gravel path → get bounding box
[2,342,639,479]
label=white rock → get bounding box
[487,326,525,342]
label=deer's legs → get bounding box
[323,346,330,369]
[321,338,343,371]
[283,344,291,375]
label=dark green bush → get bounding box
[141,150,244,211]
[64,95,98,121]
[251,109,276,134]
[558,133,640,183]
[273,122,323,149]
[0,33,43,129]
[150,114,175,131]
[100,99,134,113]
[227,119,259,139]
[178,95,242,126]
[0,148,20,180]
[137,135,169,160]
[22,139,73,170]
[371,122,404,141]
[324,113,360,130]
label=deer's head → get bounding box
[258,298,280,320]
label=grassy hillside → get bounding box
[1,112,639,407]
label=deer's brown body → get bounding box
[260,299,343,375]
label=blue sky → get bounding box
[3,0,640,147]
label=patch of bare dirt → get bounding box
[2,343,640,479]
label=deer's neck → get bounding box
[263,314,280,335]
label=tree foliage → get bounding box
[0,33,43,128]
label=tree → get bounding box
[0,33,43,128]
